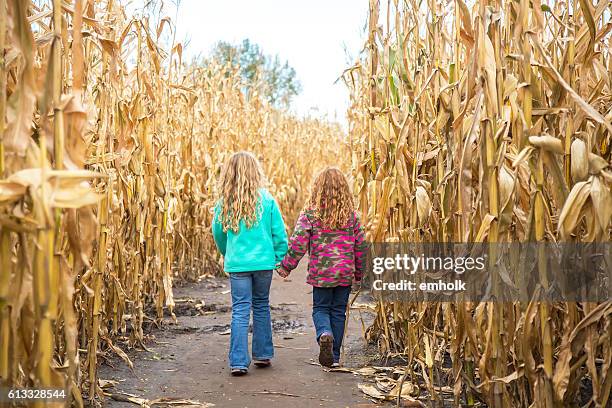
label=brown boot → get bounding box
[318,333,334,367]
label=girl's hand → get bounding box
[351,280,362,293]
[276,266,290,278]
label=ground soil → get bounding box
[99,261,389,408]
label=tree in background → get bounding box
[211,39,301,108]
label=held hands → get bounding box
[275,265,290,278]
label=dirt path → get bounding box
[99,261,384,408]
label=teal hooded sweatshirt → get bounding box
[212,188,288,272]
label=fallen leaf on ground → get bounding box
[106,392,215,408]
[358,383,386,399]
[99,379,118,388]
[350,302,377,312]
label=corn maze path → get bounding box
[99,260,381,408]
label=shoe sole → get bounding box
[253,360,271,368]
[231,369,248,376]
[318,334,334,367]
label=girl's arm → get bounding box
[211,203,227,255]
[270,199,288,263]
[280,211,311,273]
[353,215,367,282]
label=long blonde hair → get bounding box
[217,151,266,232]
[307,167,354,229]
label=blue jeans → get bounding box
[229,271,274,369]
[312,285,351,363]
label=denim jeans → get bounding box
[229,271,274,369]
[312,285,351,363]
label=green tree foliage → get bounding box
[211,39,301,108]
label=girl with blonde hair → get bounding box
[212,151,288,376]
[276,167,367,367]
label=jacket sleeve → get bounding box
[280,211,311,273]
[211,202,227,256]
[353,214,367,281]
[270,198,288,263]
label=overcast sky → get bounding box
[171,0,368,125]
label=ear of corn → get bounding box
[0,1,347,403]
[344,0,611,406]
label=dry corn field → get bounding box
[343,0,611,406]
[0,0,610,407]
[0,0,346,406]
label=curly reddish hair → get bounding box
[306,167,354,229]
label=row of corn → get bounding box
[344,0,611,406]
[0,1,346,405]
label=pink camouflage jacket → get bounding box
[279,209,368,287]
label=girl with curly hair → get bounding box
[276,167,367,367]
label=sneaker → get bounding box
[231,368,248,376]
[318,333,334,367]
[253,359,271,368]
[331,362,341,368]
